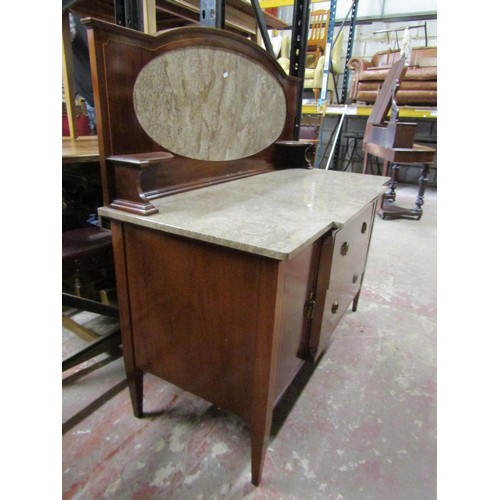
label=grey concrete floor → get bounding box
[62,182,437,499]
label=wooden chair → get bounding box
[308,9,330,66]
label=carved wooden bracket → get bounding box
[274,141,315,169]
[106,152,174,215]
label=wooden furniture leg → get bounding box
[413,163,430,217]
[250,265,284,486]
[250,410,273,486]
[384,162,399,202]
[378,163,431,221]
[128,369,144,418]
[362,151,369,174]
[381,159,390,177]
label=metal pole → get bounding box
[325,105,347,170]
[318,0,337,106]
[289,0,312,140]
[200,0,225,28]
[340,0,359,104]
[115,0,144,31]
[249,0,274,55]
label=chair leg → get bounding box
[62,313,101,342]
[62,329,121,371]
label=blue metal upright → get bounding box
[317,0,338,108]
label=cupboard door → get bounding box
[308,201,376,360]
[273,240,321,402]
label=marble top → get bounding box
[99,169,388,260]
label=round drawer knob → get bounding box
[331,301,339,314]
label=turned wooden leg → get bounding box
[385,163,400,202]
[413,164,430,218]
[313,88,319,101]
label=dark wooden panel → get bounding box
[122,224,281,422]
[273,241,319,402]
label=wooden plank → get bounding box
[62,136,99,163]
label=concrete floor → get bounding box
[62,183,437,499]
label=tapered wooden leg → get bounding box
[128,369,144,418]
[352,288,361,312]
[249,262,285,486]
[250,411,273,486]
[110,221,144,417]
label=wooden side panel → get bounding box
[121,224,281,422]
[273,241,320,402]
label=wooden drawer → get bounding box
[307,200,376,360]
[333,201,374,261]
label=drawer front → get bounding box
[308,200,377,360]
[323,244,367,334]
[333,201,375,261]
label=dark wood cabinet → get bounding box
[86,20,388,485]
[102,172,383,486]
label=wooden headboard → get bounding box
[83,19,302,214]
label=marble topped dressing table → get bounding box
[85,18,388,486]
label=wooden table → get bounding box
[62,136,99,164]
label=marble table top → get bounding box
[99,169,388,260]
